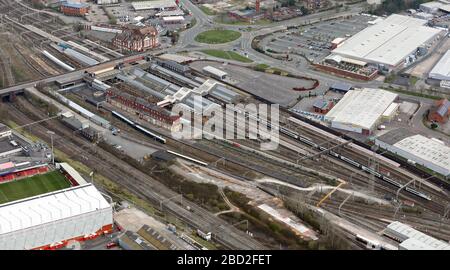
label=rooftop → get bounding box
[162,16,185,22]
[435,99,450,117]
[332,14,442,66]
[325,88,398,130]
[429,50,450,80]
[61,1,90,9]
[0,183,110,235]
[393,134,450,174]
[131,0,177,11]
[386,221,450,250]
[203,66,228,77]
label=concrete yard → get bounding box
[189,61,316,107]
[114,207,195,250]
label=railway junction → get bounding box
[0,0,449,251]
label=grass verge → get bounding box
[201,49,253,63]
[195,29,241,44]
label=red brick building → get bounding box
[106,88,180,131]
[428,99,450,124]
[60,1,90,16]
[313,99,334,114]
[112,25,159,52]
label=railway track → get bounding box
[5,97,267,250]
[291,121,449,204]
[0,46,15,86]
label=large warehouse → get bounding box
[325,88,398,134]
[429,50,450,81]
[375,128,450,177]
[331,14,442,70]
[0,183,113,250]
[384,221,450,250]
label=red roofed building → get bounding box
[60,1,90,16]
[112,25,159,52]
[428,99,450,124]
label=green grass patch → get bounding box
[199,5,216,15]
[409,76,419,86]
[254,63,270,71]
[214,15,271,25]
[195,29,241,44]
[201,49,253,63]
[381,86,442,100]
[0,171,71,204]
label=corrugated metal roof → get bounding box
[437,99,450,117]
[61,1,90,9]
[0,183,111,235]
[386,221,450,250]
[325,88,397,130]
[64,48,99,66]
[393,134,450,176]
[59,162,88,185]
[210,85,240,103]
[330,82,352,92]
[332,14,441,66]
[429,50,450,81]
[203,66,228,78]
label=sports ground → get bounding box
[0,171,71,204]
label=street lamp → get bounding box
[46,131,55,165]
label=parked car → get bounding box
[106,242,118,249]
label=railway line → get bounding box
[284,118,449,203]
[5,97,266,250]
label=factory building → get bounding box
[429,50,450,81]
[330,14,442,71]
[428,98,450,123]
[60,1,90,16]
[324,88,398,135]
[112,25,159,52]
[375,128,450,177]
[384,221,450,250]
[0,182,113,250]
[131,0,178,11]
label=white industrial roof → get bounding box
[0,184,110,235]
[162,16,184,22]
[387,222,450,250]
[156,9,185,17]
[325,88,398,130]
[429,50,450,81]
[382,102,399,117]
[332,14,442,66]
[203,66,228,77]
[400,238,437,250]
[131,0,177,10]
[440,4,450,12]
[393,134,450,175]
[420,1,445,11]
